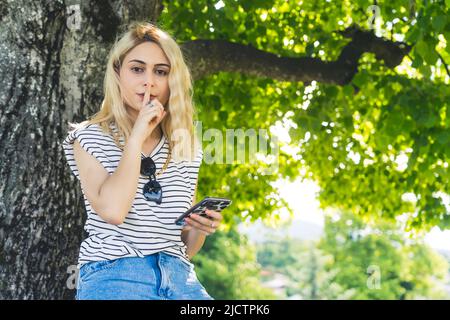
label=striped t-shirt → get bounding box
[62,122,203,269]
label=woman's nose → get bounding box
[144,73,156,87]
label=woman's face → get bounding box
[118,41,171,115]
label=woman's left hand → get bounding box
[183,209,223,236]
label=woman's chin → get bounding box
[124,102,140,113]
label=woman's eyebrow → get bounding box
[128,59,170,68]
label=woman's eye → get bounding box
[156,70,168,76]
[131,67,143,73]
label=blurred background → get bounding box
[164,0,450,300]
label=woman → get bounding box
[62,21,221,300]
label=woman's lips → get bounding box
[137,94,155,101]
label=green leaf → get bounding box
[423,111,439,128]
[309,118,322,131]
[446,105,450,127]
[352,71,368,87]
[406,27,422,43]
[288,127,303,142]
[374,133,390,150]
[415,40,438,65]
[415,41,428,62]
[326,86,339,97]
[411,54,423,69]
[431,15,447,33]
[342,116,353,129]
[305,43,314,56]
[219,110,228,122]
[343,85,354,96]
[436,131,450,145]
[418,64,432,78]
[385,111,407,136]
[245,19,255,30]
[446,33,450,55]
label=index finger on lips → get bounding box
[143,86,151,108]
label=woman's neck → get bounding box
[145,125,163,145]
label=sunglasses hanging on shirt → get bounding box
[140,148,171,204]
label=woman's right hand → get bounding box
[130,87,167,145]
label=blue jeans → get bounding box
[76,252,213,300]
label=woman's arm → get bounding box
[181,181,205,258]
[181,209,222,258]
[73,137,142,225]
[181,228,206,259]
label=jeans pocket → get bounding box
[174,256,192,272]
[79,259,121,282]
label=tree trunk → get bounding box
[0,0,163,300]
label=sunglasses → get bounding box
[140,157,162,204]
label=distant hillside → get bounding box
[238,219,323,244]
[239,220,450,256]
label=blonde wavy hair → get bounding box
[69,21,199,162]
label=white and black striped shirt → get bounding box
[62,123,202,269]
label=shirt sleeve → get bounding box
[62,124,114,181]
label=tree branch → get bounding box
[182,24,412,85]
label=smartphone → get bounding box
[175,196,232,226]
